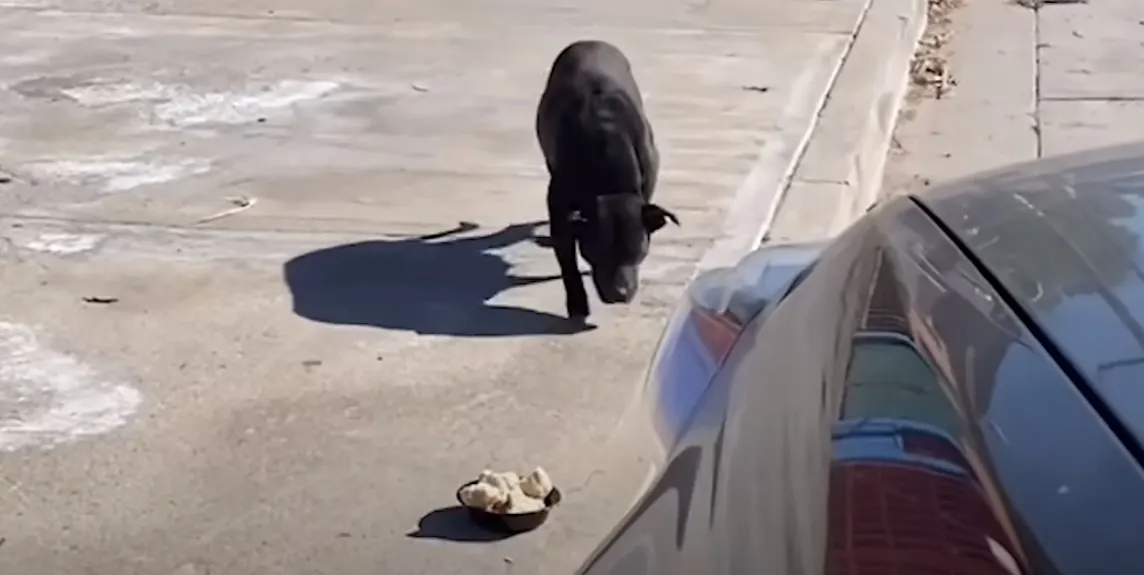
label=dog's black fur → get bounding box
[536,40,679,320]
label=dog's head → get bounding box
[569,194,679,304]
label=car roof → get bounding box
[916,141,1144,461]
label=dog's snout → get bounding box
[606,275,637,304]
[592,276,636,304]
[613,284,632,302]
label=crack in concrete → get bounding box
[0,5,859,35]
[1033,1,1044,157]
[0,213,454,239]
[795,177,852,185]
[1041,96,1144,102]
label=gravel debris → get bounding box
[909,0,964,100]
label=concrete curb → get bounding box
[767,0,928,243]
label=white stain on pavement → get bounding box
[22,232,105,255]
[23,157,211,192]
[62,79,342,127]
[0,49,54,66]
[155,80,340,126]
[0,321,142,452]
[61,82,170,106]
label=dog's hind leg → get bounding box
[639,146,659,202]
[634,123,660,201]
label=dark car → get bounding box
[576,142,1144,575]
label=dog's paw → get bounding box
[566,303,590,321]
[532,235,554,249]
[556,316,597,334]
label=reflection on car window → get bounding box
[724,259,818,325]
[776,262,816,306]
[843,336,959,439]
[828,333,1025,575]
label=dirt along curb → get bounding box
[764,0,931,244]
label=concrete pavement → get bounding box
[881,0,1144,199]
[0,0,920,573]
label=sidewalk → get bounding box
[0,0,921,573]
[881,0,1144,198]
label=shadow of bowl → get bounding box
[406,506,517,543]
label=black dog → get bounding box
[536,40,679,321]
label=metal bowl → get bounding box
[455,480,563,534]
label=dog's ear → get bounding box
[641,204,679,234]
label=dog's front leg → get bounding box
[548,199,590,320]
[555,235,589,320]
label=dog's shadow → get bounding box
[283,221,593,337]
